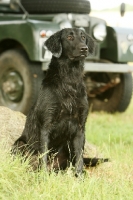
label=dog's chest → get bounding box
[50,91,88,144]
[62,95,76,115]
[57,83,88,120]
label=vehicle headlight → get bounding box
[60,20,72,29]
[93,23,107,41]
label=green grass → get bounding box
[0,101,133,200]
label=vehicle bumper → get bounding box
[84,62,133,73]
[42,61,133,73]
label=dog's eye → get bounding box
[67,35,73,40]
[82,36,86,40]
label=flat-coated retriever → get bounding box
[13,28,108,175]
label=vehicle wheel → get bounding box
[21,0,90,14]
[0,50,43,114]
[87,73,133,113]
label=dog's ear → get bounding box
[86,34,95,54]
[44,30,62,58]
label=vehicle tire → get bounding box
[88,73,133,113]
[21,0,90,14]
[0,50,44,114]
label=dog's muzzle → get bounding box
[68,44,88,61]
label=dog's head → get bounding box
[44,28,95,61]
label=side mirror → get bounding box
[120,3,126,17]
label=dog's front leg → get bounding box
[40,129,49,171]
[72,132,85,176]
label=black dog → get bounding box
[13,28,108,175]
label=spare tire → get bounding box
[21,0,91,14]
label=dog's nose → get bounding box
[80,47,88,52]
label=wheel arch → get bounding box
[0,39,30,60]
[0,20,40,62]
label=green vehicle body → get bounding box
[0,2,133,114]
[1,14,133,64]
[0,16,60,61]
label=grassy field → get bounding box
[0,101,133,200]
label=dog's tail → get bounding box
[83,157,109,167]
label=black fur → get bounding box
[13,28,108,175]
